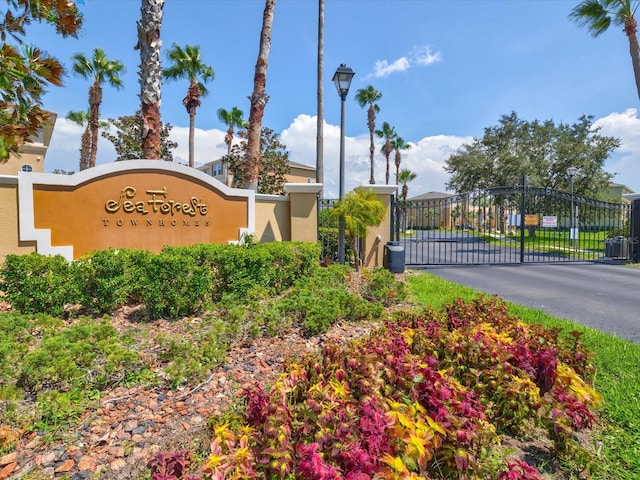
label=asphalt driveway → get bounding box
[412,262,640,344]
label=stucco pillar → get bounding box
[284,183,323,243]
[355,185,398,267]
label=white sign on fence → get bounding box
[542,216,557,228]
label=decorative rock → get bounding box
[0,462,17,480]
[110,458,127,471]
[54,458,75,473]
[77,455,97,472]
[0,452,17,467]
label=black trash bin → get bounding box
[605,236,629,258]
[384,241,405,273]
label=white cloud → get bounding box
[43,109,640,198]
[369,57,411,79]
[44,119,229,172]
[593,109,640,191]
[170,126,227,167]
[411,45,441,66]
[365,44,441,79]
[45,119,116,173]
[282,114,465,198]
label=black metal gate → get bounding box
[393,183,632,265]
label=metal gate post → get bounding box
[520,175,526,263]
[631,199,640,263]
[390,194,397,241]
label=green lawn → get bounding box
[406,271,640,479]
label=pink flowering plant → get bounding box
[157,295,601,479]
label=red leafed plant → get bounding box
[147,450,201,480]
[150,295,601,479]
[498,459,544,479]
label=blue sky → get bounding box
[30,0,640,198]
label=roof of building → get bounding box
[608,182,635,194]
[197,158,315,171]
[409,191,454,200]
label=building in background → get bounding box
[0,113,57,175]
[198,159,316,185]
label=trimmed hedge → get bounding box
[0,242,321,319]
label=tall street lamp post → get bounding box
[332,64,355,265]
[568,166,577,247]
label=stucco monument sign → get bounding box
[18,161,255,260]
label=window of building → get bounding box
[212,163,223,176]
[21,165,33,172]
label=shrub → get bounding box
[0,253,76,316]
[73,248,152,314]
[359,266,407,306]
[18,319,139,394]
[164,242,320,303]
[142,251,213,318]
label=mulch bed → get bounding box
[0,314,378,480]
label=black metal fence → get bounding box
[393,184,631,266]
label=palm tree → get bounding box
[163,43,215,168]
[327,188,386,269]
[245,0,276,190]
[136,0,164,160]
[398,168,417,231]
[375,121,396,184]
[217,106,247,185]
[398,169,417,202]
[390,136,411,185]
[355,85,382,184]
[66,110,108,171]
[570,0,640,101]
[71,48,125,169]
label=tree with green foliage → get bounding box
[327,188,386,268]
[101,112,177,162]
[227,127,290,195]
[217,106,247,185]
[375,121,396,185]
[66,110,107,171]
[163,43,214,168]
[71,48,125,169]
[444,112,619,197]
[355,85,382,184]
[570,0,640,101]
[0,0,82,160]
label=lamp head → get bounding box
[332,64,355,99]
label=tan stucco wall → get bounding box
[287,189,319,243]
[0,178,36,263]
[287,166,315,184]
[359,185,397,268]
[0,148,46,175]
[255,195,290,242]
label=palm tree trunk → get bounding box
[316,0,324,191]
[624,18,640,101]
[188,108,196,168]
[137,0,164,160]
[385,145,390,184]
[368,106,375,184]
[245,0,275,191]
[88,82,102,168]
[80,127,91,171]
[223,128,233,185]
